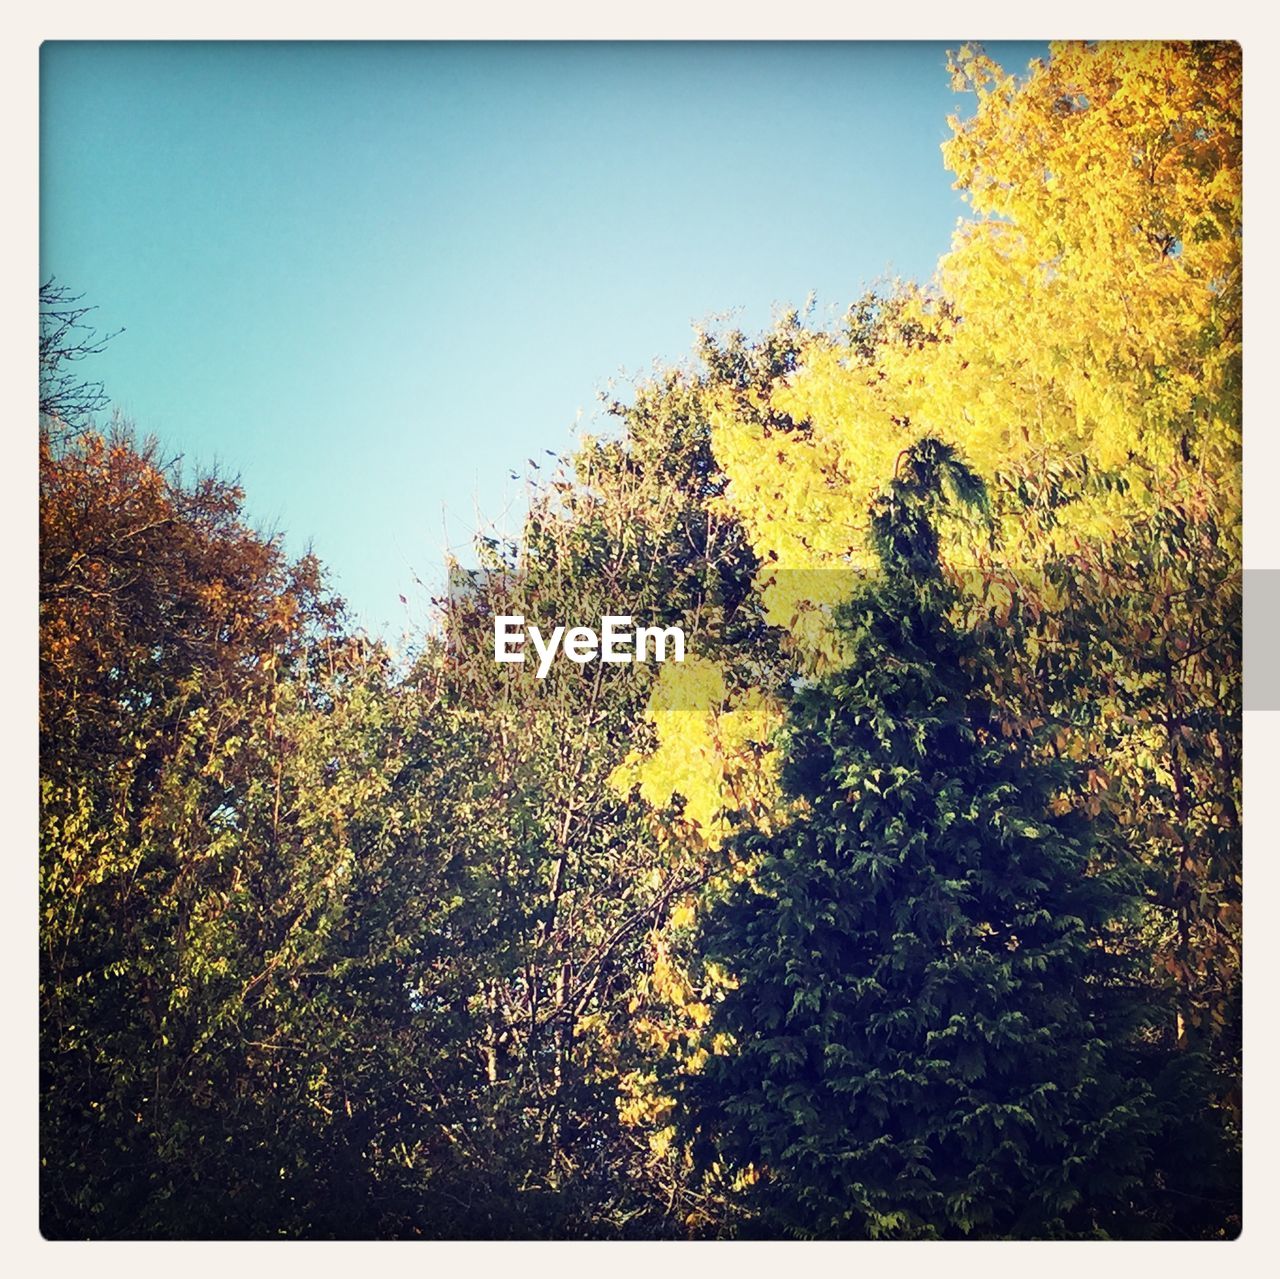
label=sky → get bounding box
[40,40,1047,637]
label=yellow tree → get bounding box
[623,41,1241,1054]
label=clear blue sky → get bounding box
[41,40,1045,637]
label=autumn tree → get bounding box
[624,37,1241,1102]
[39,422,484,1236]
[38,38,1242,1240]
[37,317,781,1238]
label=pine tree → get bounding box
[677,440,1169,1239]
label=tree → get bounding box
[39,278,121,433]
[674,441,1230,1239]
[39,421,383,1236]
[38,40,1241,1239]
[38,333,778,1239]
[383,368,777,1236]
[625,37,1241,1083]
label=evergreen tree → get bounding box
[677,439,1173,1239]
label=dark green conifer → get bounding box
[679,439,1168,1239]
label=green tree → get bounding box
[385,364,777,1236]
[676,440,1218,1239]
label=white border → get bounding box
[5,4,1276,1275]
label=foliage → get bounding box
[624,36,1241,1074]
[39,38,1242,1241]
[674,443,1237,1239]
